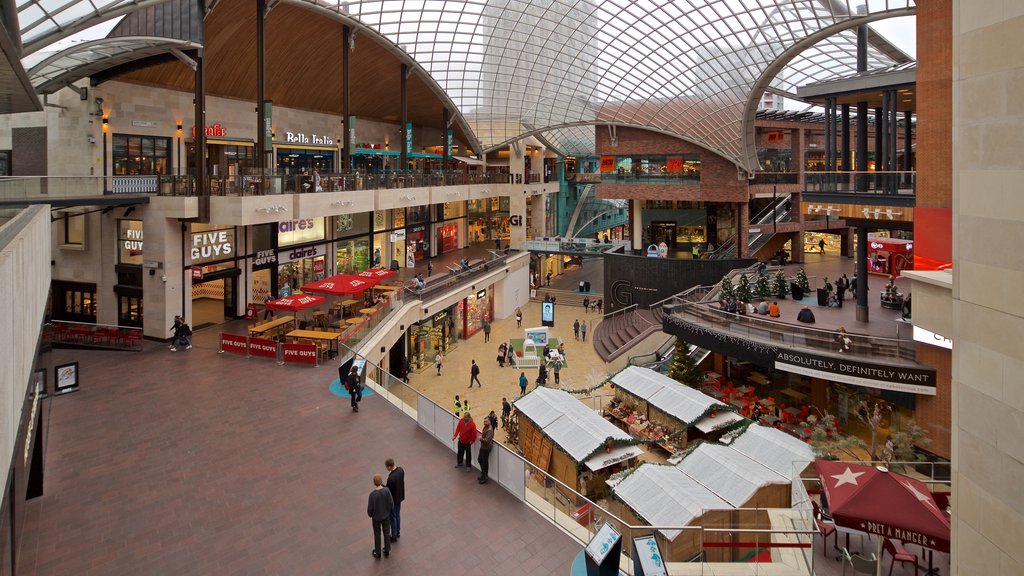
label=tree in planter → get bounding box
[854,400,889,461]
[754,272,772,300]
[796,268,811,293]
[886,419,931,465]
[773,269,789,299]
[668,339,702,387]
[719,276,735,301]
[736,274,753,303]
[801,411,868,461]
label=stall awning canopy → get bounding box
[611,366,732,427]
[302,274,379,295]
[612,464,730,541]
[514,387,633,465]
[727,424,814,479]
[694,411,744,434]
[675,443,787,507]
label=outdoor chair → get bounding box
[884,538,918,576]
[813,501,839,560]
[842,547,878,576]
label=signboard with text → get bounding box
[248,337,278,359]
[283,343,318,365]
[220,333,248,355]
[801,202,914,223]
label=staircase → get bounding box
[712,196,793,259]
[529,288,604,309]
[592,307,661,362]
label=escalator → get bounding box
[627,336,710,373]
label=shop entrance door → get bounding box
[650,222,677,250]
[191,269,239,328]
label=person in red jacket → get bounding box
[452,412,479,472]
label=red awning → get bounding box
[357,268,396,280]
[815,460,950,552]
[265,294,326,312]
[302,274,380,296]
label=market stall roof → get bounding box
[611,366,732,427]
[265,294,325,312]
[612,463,731,541]
[675,443,788,508]
[514,387,637,466]
[727,424,814,479]
[694,410,745,434]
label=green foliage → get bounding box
[754,272,772,300]
[796,268,811,292]
[773,269,788,298]
[736,274,753,303]
[719,276,735,300]
[668,339,703,387]
[888,420,931,463]
[801,412,867,462]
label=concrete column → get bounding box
[630,199,643,252]
[856,226,869,322]
[143,214,186,339]
[508,191,527,249]
[530,192,546,238]
[841,227,855,258]
[791,231,805,264]
[507,144,525,184]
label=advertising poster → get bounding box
[249,337,278,359]
[283,343,318,365]
[541,302,554,327]
[54,362,80,395]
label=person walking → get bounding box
[818,238,826,254]
[552,361,561,385]
[519,371,528,396]
[263,294,275,320]
[346,366,362,412]
[482,319,491,343]
[580,319,588,342]
[501,397,511,429]
[169,315,183,351]
[537,363,548,386]
[573,319,580,341]
[515,308,522,328]
[178,321,193,350]
[384,459,405,542]
[497,342,507,367]
[477,419,494,484]
[597,299,603,314]
[505,341,516,368]
[452,412,479,472]
[427,261,433,277]
[486,410,499,432]
[435,351,443,376]
[367,473,394,559]
[582,296,590,312]
[469,360,482,388]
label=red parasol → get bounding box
[265,294,325,312]
[357,268,396,280]
[302,274,379,296]
[815,460,950,553]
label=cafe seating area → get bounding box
[698,369,816,439]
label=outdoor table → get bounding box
[780,388,807,401]
[784,406,801,417]
[735,385,752,395]
[748,372,769,386]
[249,315,296,337]
[286,329,341,360]
[704,371,723,383]
[359,307,377,316]
[346,318,363,325]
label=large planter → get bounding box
[790,282,804,300]
[816,288,830,306]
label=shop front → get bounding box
[190,225,239,327]
[186,124,254,195]
[406,225,427,265]
[434,201,465,255]
[275,130,337,176]
[115,219,144,327]
[867,235,914,277]
[460,287,493,338]
[407,306,459,372]
[334,212,372,274]
[468,197,509,243]
[276,218,328,295]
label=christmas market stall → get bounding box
[610,442,793,563]
[726,423,815,479]
[514,387,643,499]
[606,366,742,456]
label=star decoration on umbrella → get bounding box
[900,479,938,509]
[831,467,865,488]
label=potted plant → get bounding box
[773,269,788,299]
[792,268,810,300]
[817,276,833,306]
[754,272,772,300]
[719,276,735,301]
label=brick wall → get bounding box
[915,0,952,211]
[914,343,951,459]
[12,127,47,175]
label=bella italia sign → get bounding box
[284,132,334,146]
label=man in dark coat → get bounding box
[385,459,405,542]
[367,473,394,559]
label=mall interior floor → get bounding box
[16,330,581,575]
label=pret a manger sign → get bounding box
[191,229,235,264]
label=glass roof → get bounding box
[13,0,916,167]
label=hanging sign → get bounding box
[405,122,413,155]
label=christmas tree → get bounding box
[736,274,753,303]
[668,339,703,387]
[719,276,735,301]
[754,272,771,300]
[773,269,788,298]
[796,268,811,292]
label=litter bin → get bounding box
[584,281,591,292]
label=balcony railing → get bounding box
[404,249,517,299]
[804,170,916,196]
[751,171,800,185]
[595,172,701,186]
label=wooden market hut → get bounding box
[514,387,643,499]
[727,423,815,479]
[608,366,742,453]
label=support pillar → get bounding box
[400,64,408,171]
[508,192,527,250]
[736,201,749,259]
[630,199,643,253]
[856,226,869,322]
[255,0,269,185]
[841,104,851,172]
[341,26,351,172]
[194,48,207,219]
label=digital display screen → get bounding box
[542,302,554,323]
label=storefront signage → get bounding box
[191,123,228,138]
[121,224,143,257]
[278,218,325,247]
[249,337,278,359]
[263,101,273,152]
[509,215,522,226]
[282,246,319,263]
[313,259,325,274]
[131,120,157,128]
[445,128,453,159]
[913,326,953,350]
[405,122,413,155]
[390,229,406,242]
[283,343,318,365]
[220,333,248,355]
[192,268,203,280]
[600,156,616,172]
[476,289,487,299]
[432,310,449,323]
[191,229,235,263]
[774,350,936,395]
[54,362,80,395]
[284,131,334,146]
[801,202,914,223]
[253,249,278,270]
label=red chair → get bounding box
[812,501,838,560]
[883,538,917,576]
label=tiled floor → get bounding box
[17,329,580,575]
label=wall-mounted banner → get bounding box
[405,123,413,155]
[662,315,936,395]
